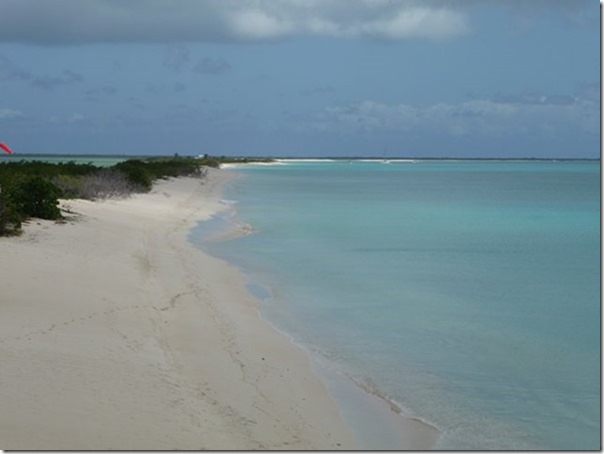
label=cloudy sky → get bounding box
[0,0,599,157]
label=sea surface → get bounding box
[197,159,600,450]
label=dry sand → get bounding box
[0,167,441,450]
[0,169,358,450]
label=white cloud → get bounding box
[0,0,469,44]
[306,95,598,137]
[229,8,296,40]
[0,108,25,120]
[360,7,468,39]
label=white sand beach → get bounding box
[0,168,438,450]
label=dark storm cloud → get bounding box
[0,0,591,46]
[0,0,470,45]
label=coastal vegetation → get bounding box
[0,155,269,235]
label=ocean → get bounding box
[193,159,600,450]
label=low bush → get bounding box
[0,190,21,235]
[9,176,63,220]
[113,160,153,191]
[51,174,83,199]
[78,168,141,199]
[0,155,273,235]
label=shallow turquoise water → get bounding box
[195,160,600,450]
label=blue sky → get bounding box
[0,0,599,157]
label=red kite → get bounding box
[0,143,13,155]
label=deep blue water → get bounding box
[193,160,600,450]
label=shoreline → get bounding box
[193,169,442,450]
[0,169,357,449]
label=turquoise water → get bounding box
[194,160,600,450]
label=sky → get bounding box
[0,0,600,158]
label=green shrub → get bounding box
[10,176,63,220]
[113,160,152,191]
[0,189,21,235]
[52,174,83,199]
[0,155,275,236]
